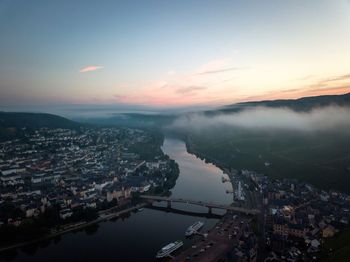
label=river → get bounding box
[1,138,233,262]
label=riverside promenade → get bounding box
[0,203,147,254]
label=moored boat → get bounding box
[156,240,183,258]
[185,221,204,236]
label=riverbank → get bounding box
[180,136,262,261]
[173,213,256,262]
[185,136,231,174]
[0,203,147,254]
[2,137,234,262]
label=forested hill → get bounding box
[220,92,350,113]
[0,112,81,141]
[0,112,80,129]
[181,93,350,193]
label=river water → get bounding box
[2,138,232,262]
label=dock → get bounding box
[173,215,251,261]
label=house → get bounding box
[0,172,22,183]
[322,225,336,238]
[311,239,320,248]
[85,200,97,208]
[8,218,22,227]
[25,207,39,217]
[146,162,160,170]
[131,182,151,193]
[308,239,321,253]
[127,176,151,193]
[59,208,73,219]
[105,184,131,202]
[340,217,349,225]
[273,221,308,238]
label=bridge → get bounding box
[141,195,260,215]
[146,205,223,219]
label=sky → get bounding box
[1,0,350,109]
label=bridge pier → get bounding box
[167,200,171,208]
[208,207,212,214]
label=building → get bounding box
[273,222,308,238]
[105,184,132,202]
[322,225,336,238]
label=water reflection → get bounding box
[163,138,233,205]
[147,205,223,219]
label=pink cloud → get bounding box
[194,59,231,75]
[113,82,212,106]
[111,58,242,106]
[79,65,104,73]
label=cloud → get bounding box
[295,73,350,97]
[194,66,247,76]
[169,106,350,132]
[79,65,104,73]
[318,74,350,84]
[113,84,209,105]
[175,86,207,94]
[192,58,247,76]
[111,68,350,107]
[307,85,350,94]
[111,58,245,106]
[249,72,350,103]
[305,73,350,90]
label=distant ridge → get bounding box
[221,92,350,112]
[0,112,80,129]
[70,93,350,127]
[2,93,350,132]
[0,112,81,141]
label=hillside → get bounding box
[174,93,350,193]
[72,93,350,129]
[220,92,350,113]
[0,112,81,141]
[185,128,350,193]
[1,92,350,192]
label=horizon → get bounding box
[1,91,349,119]
[1,0,350,108]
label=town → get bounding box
[155,167,350,261]
[1,126,350,261]
[228,168,350,261]
[0,127,179,247]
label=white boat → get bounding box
[185,221,204,236]
[156,240,183,258]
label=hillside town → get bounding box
[0,127,178,245]
[236,169,350,261]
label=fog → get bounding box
[0,104,215,119]
[169,106,350,132]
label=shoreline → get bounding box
[1,137,237,260]
[0,136,179,256]
[184,136,230,174]
[0,202,148,254]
